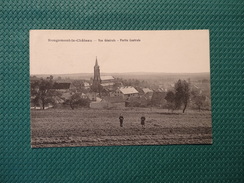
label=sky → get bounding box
[30,30,210,75]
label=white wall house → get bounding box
[114,86,139,100]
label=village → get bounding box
[30,58,211,111]
[29,31,212,148]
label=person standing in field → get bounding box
[141,116,146,129]
[119,114,124,127]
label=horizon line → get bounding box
[30,71,210,76]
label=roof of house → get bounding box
[193,84,199,89]
[101,82,114,87]
[142,88,153,94]
[100,76,114,81]
[119,86,139,95]
[153,87,167,92]
[96,97,102,102]
[52,82,71,89]
[134,87,144,95]
[83,82,90,86]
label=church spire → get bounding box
[95,56,98,66]
[92,57,101,93]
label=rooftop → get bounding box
[101,82,114,87]
[100,76,114,81]
[119,86,139,95]
[52,82,71,89]
[142,88,153,94]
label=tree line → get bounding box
[31,76,210,112]
[31,76,61,110]
[31,76,90,110]
[164,79,210,113]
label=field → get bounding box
[31,108,212,148]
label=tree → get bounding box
[77,98,90,107]
[174,80,190,113]
[69,93,90,109]
[193,95,205,112]
[32,76,61,109]
[165,91,175,111]
[90,83,103,97]
[151,91,166,107]
[69,93,81,110]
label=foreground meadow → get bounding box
[31,108,212,148]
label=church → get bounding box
[91,57,115,93]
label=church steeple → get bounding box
[95,56,98,67]
[94,56,100,79]
[92,57,101,93]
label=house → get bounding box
[52,82,71,92]
[52,82,72,106]
[31,80,71,109]
[144,92,153,100]
[114,86,139,100]
[134,87,144,95]
[83,81,90,89]
[142,88,154,99]
[142,88,153,94]
[154,87,167,92]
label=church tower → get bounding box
[92,57,101,92]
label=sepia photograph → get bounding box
[30,30,212,148]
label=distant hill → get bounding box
[31,73,93,80]
[31,72,210,81]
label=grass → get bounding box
[31,107,212,148]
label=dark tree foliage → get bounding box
[165,91,175,111]
[69,93,90,109]
[174,80,190,113]
[193,95,206,111]
[32,76,61,109]
[165,91,175,103]
[77,98,90,107]
[69,93,81,110]
[90,83,103,96]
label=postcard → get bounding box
[30,30,212,148]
